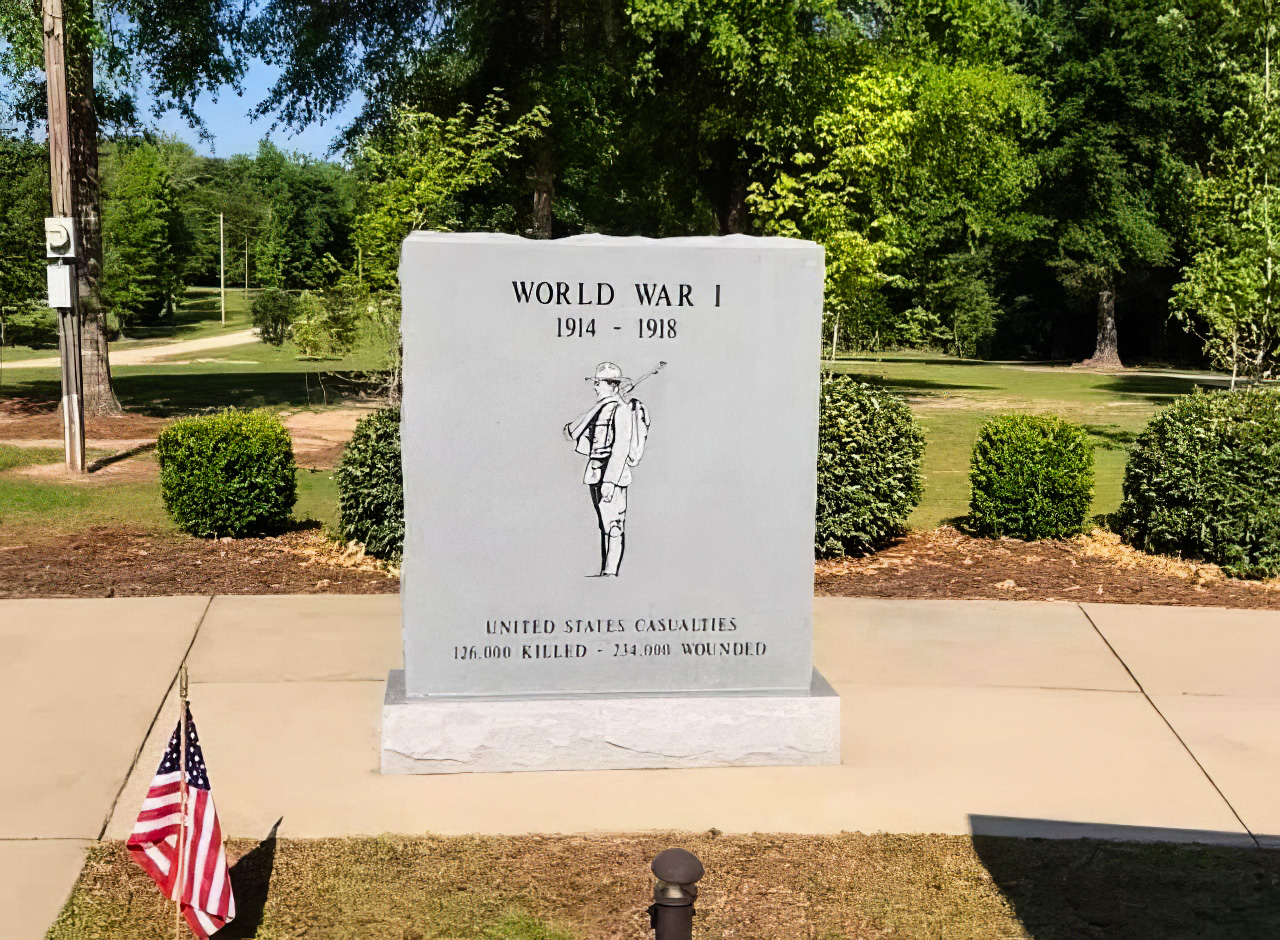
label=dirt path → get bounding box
[13,328,258,368]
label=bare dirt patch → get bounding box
[282,405,377,469]
[11,451,159,483]
[0,399,374,469]
[818,527,1280,609]
[52,833,1280,940]
[0,526,397,598]
[0,397,170,442]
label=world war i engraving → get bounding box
[388,233,838,773]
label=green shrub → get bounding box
[336,407,403,559]
[967,414,1094,540]
[816,378,925,557]
[1116,387,1280,578]
[156,410,297,537]
[2,305,59,348]
[250,288,299,346]
[292,289,359,358]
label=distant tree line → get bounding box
[1,0,1277,379]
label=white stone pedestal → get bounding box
[381,670,841,774]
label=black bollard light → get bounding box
[648,848,704,940]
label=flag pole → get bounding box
[175,666,189,940]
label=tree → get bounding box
[1023,0,1213,367]
[1172,0,1280,382]
[629,0,840,234]
[750,0,1046,356]
[0,136,48,316]
[101,142,186,325]
[350,97,547,290]
[1,0,249,412]
[249,142,356,290]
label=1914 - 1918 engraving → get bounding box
[563,360,664,576]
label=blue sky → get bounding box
[141,58,364,162]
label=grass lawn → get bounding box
[829,352,1224,528]
[0,338,383,414]
[51,833,1280,939]
[2,296,1231,543]
[0,461,340,540]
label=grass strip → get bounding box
[49,833,1280,940]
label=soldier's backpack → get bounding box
[626,399,650,466]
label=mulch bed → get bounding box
[3,524,1278,607]
[0,526,397,598]
[818,527,1280,609]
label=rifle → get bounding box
[621,361,666,400]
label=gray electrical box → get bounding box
[47,263,74,308]
[45,217,77,259]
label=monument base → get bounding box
[381,670,841,774]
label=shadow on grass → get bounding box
[1082,424,1139,450]
[970,816,1280,939]
[118,371,379,415]
[1095,374,1214,403]
[829,370,1003,395]
[220,818,281,939]
[836,355,999,367]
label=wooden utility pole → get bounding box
[43,0,86,473]
[219,212,226,326]
[244,232,249,299]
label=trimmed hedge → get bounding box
[336,407,404,560]
[156,410,297,537]
[967,414,1094,540]
[1116,387,1280,578]
[816,378,925,557]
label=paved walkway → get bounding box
[12,328,258,368]
[3,596,1278,937]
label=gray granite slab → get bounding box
[398,233,824,698]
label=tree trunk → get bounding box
[529,0,557,239]
[66,0,119,414]
[715,172,749,235]
[1082,284,1122,368]
[531,139,554,239]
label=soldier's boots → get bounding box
[603,533,625,576]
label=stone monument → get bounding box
[382,232,840,773]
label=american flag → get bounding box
[127,705,236,938]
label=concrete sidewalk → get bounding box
[4,596,1279,937]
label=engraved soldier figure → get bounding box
[564,362,651,577]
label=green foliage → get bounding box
[336,407,403,559]
[101,143,189,325]
[1170,0,1279,380]
[967,414,1094,540]
[250,288,299,346]
[351,97,548,290]
[1,305,58,348]
[1025,0,1202,340]
[292,290,358,358]
[1116,388,1280,578]
[155,409,297,538]
[816,378,925,557]
[250,141,355,290]
[750,52,1046,355]
[0,138,46,312]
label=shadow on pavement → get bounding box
[969,815,1280,939]
[221,817,281,939]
